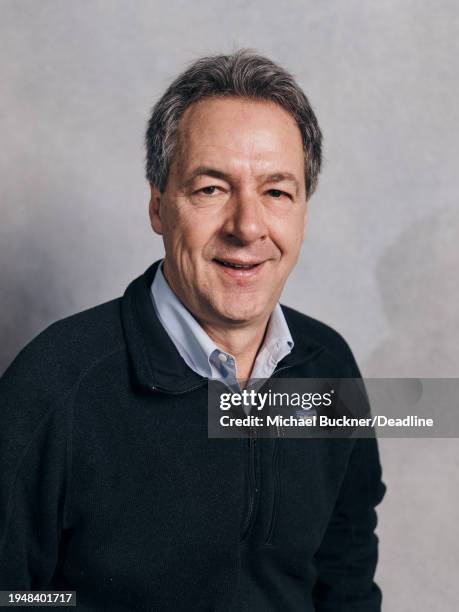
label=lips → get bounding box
[213,258,263,269]
[212,257,268,284]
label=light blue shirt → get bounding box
[150,260,294,391]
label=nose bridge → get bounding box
[225,184,267,243]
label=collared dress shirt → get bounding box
[150,260,294,394]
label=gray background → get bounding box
[1,1,458,609]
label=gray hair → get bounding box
[145,49,322,198]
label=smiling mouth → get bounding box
[213,258,263,270]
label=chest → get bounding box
[61,388,352,593]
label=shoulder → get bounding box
[281,304,361,377]
[0,297,126,402]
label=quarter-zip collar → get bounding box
[120,260,324,393]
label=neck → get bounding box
[201,318,270,383]
[161,260,271,383]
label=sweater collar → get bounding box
[121,259,323,393]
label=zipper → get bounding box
[260,348,324,544]
[260,362,300,545]
[240,424,258,540]
[265,433,282,544]
[260,365,286,546]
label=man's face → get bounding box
[149,96,308,329]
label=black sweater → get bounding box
[0,260,385,611]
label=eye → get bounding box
[198,185,220,195]
[267,189,292,200]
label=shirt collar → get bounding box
[150,259,294,381]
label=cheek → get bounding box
[164,216,212,267]
[271,217,304,258]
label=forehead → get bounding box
[174,96,304,177]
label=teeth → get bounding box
[218,260,256,269]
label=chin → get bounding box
[214,301,267,325]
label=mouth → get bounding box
[212,257,267,283]
[213,258,263,270]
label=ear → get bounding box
[148,184,163,235]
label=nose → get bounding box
[222,190,268,245]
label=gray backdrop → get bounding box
[1,1,458,609]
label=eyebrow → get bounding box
[183,166,301,195]
[260,172,300,196]
[183,166,230,188]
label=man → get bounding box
[0,51,385,610]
